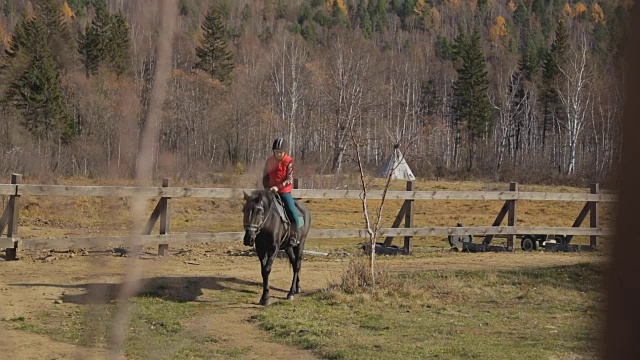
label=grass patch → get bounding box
[7,297,219,359]
[4,276,262,358]
[256,261,603,359]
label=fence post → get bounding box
[590,183,599,248]
[158,178,170,256]
[507,182,518,252]
[5,173,21,261]
[404,180,415,254]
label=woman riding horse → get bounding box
[262,138,304,246]
[242,138,311,305]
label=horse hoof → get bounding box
[287,294,295,300]
[259,298,271,306]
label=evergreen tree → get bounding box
[419,79,440,123]
[3,13,34,61]
[519,36,538,81]
[540,19,568,142]
[435,35,453,61]
[76,0,110,77]
[298,2,312,24]
[262,0,274,22]
[18,0,73,71]
[76,1,130,77]
[76,22,101,77]
[195,5,235,84]
[368,0,387,32]
[301,22,318,44]
[66,0,89,16]
[400,0,417,29]
[331,0,349,27]
[477,0,488,12]
[513,1,529,29]
[38,0,72,44]
[275,0,287,20]
[5,17,75,141]
[452,30,492,170]
[356,1,373,37]
[3,0,14,17]
[107,11,130,76]
[451,27,467,61]
[390,0,402,16]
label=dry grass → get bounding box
[337,257,393,294]
[257,261,604,359]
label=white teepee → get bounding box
[377,146,415,181]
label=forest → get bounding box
[0,0,633,184]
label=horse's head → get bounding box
[242,190,272,246]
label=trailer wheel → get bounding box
[521,236,537,251]
[449,234,472,251]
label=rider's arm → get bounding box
[262,160,270,189]
[277,161,294,191]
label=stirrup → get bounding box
[289,237,300,246]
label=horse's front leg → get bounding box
[259,248,277,306]
[285,246,302,299]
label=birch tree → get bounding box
[325,33,374,173]
[270,34,307,158]
[556,35,591,175]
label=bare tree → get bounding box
[556,35,591,175]
[489,65,527,172]
[270,33,307,158]
[324,32,375,174]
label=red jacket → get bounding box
[263,154,294,193]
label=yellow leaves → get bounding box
[414,0,429,16]
[488,15,508,42]
[445,0,461,8]
[62,1,75,19]
[326,0,347,13]
[430,7,441,27]
[508,1,517,11]
[25,1,35,20]
[562,3,573,17]
[574,2,587,16]
[0,20,8,50]
[414,2,440,31]
[590,3,605,24]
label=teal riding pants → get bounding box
[279,192,302,229]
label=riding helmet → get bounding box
[272,138,287,151]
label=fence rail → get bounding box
[0,184,616,202]
[0,226,612,251]
[0,175,614,259]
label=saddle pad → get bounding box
[273,195,291,225]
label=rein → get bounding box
[244,196,275,235]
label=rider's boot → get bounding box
[288,216,304,247]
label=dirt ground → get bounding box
[0,242,604,360]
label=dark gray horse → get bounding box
[242,189,311,305]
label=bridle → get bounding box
[244,199,273,235]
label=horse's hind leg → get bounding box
[285,247,301,300]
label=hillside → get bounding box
[0,0,633,184]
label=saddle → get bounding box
[272,194,292,227]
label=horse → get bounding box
[242,189,311,306]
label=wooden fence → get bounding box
[0,174,615,260]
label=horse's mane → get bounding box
[244,190,277,210]
[249,189,274,201]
